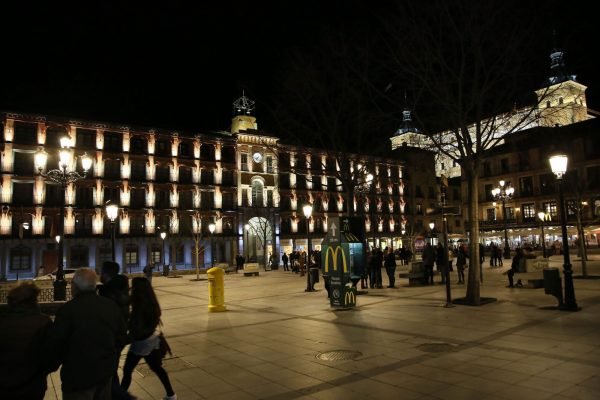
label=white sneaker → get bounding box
[163,395,177,400]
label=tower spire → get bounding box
[548,30,576,85]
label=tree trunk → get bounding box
[464,161,481,305]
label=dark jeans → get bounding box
[424,264,434,284]
[386,266,396,287]
[121,349,174,397]
[507,268,515,287]
[63,376,112,400]
[457,268,465,283]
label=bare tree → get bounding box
[374,0,561,305]
[247,207,274,269]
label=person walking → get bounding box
[456,244,468,284]
[0,282,53,400]
[121,277,177,400]
[436,243,446,284]
[282,252,289,271]
[422,243,436,285]
[384,247,397,288]
[48,268,128,400]
[98,261,134,400]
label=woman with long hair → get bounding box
[120,277,176,400]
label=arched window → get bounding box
[10,245,31,271]
[251,179,264,206]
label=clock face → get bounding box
[253,152,263,163]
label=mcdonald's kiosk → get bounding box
[321,217,366,309]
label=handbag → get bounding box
[158,332,172,358]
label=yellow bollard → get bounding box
[207,267,227,312]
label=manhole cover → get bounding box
[416,343,458,353]
[316,350,362,361]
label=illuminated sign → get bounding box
[324,245,348,273]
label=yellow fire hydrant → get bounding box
[207,267,227,312]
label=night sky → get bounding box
[2,0,598,135]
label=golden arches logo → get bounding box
[344,289,356,305]
[324,246,348,273]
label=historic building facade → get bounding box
[0,96,440,279]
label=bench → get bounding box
[243,263,260,277]
[214,263,236,274]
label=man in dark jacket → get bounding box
[422,243,436,285]
[0,282,52,399]
[48,268,128,400]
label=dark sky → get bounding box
[1,1,598,134]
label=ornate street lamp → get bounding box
[491,180,515,259]
[105,204,119,262]
[208,222,216,268]
[160,231,167,269]
[244,223,250,261]
[549,154,580,311]
[35,136,92,301]
[303,203,314,292]
[538,211,550,258]
[429,221,435,245]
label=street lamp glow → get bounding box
[303,204,313,218]
[549,154,568,179]
[245,223,250,232]
[55,235,61,244]
[34,148,48,171]
[106,204,119,221]
[80,153,93,172]
[538,211,547,221]
[60,136,72,148]
[208,223,216,234]
[160,231,167,240]
[429,222,435,230]
[59,149,72,169]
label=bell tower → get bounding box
[231,92,258,133]
[535,33,589,127]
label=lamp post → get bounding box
[35,136,92,301]
[303,203,314,292]
[429,222,435,245]
[208,222,216,268]
[538,211,549,258]
[549,154,580,311]
[105,204,119,262]
[245,223,250,261]
[160,231,167,269]
[491,180,515,259]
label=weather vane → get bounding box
[233,90,255,115]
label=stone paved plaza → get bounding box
[44,256,600,400]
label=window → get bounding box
[543,202,558,218]
[566,200,577,217]
[505,207,515,220]
[104,132,122,153]
[241,189,248,206]
[587,166,600,189]
[518,152,531,170]
[312,176,322,190]
[241,153,248,171]
[201,191,214,210]
[178,166,191,183]
[266,156,273,173]
[99,246,112,265]
[201,169,214,185]
[327,177,337,191]
[76,128,95,150]
[179,190,193,209]
[131,188,145,209]
[131,160,146,181]
[10,245,31,271]
[131,137,145,153]
[155,165,169,182]
[519,177,534,197]
[251,180,264,206]
[156,139,169,156]
[125,245,138,267]
[76,187,93,208]
[151,246,162,264]
[104,159,121,180]
[70,245,89,268]
[416,203,423,215]
[13,122,37,145]
[14,151,33,176]
[178,142,191,158]
[267,190,273,207]
[522,203,535,220]
[222,192,235,209]
[75,213,93,235]
[486,208,496,221]
[104,187,119,204]
[13,182,34,206]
